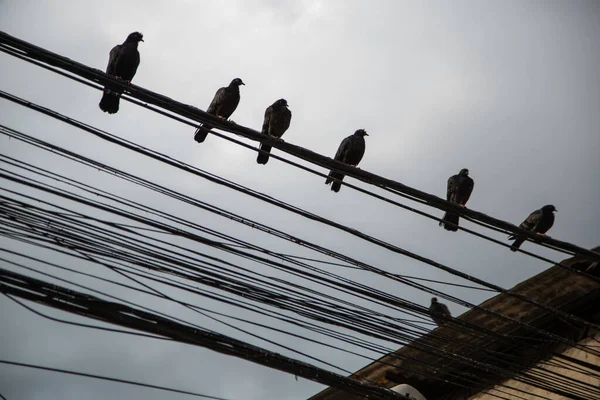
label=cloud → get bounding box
[1,1,599,399]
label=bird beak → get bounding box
[241,82,245,85]
[364,132,369,136]
[140,38,144,42]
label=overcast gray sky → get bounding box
[1,1,599,399]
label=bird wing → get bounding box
[536,212,555,234]
[333,136,352,162]
[206,87,228,116]
[112,43,140,81]
[345,135,366,165]
[105,44,122,75]
[270,107,292,138]
[446,175,459,202]
[261,105,273,135]
[457,176,474,205]
[439,303,451,317]
[509,208,542,240]
[520,209,542,232]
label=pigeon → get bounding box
[256,99,292,165]
[439,168,474,232]
[325,129,368,193]
[194,78,245,143]
[509,205,557,251]
[99,32,143,114]
[429,297,451,326]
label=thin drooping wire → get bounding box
[3,169,598,356]
[2,122,596,354]
[2,122,599,339]
[13,249,599,396]
[4,145,600,388]
[0,256,572,399]
[0,359,233,399]
[1,35,596,261]
[0,269,418,400]
[1,36,596,396]
[2,138,596,366]
[2,198,596,400]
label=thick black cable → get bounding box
[2,121,599,340]
[0,39,600,260]
[0,269,409,400]
[3,169,599,351]
[0,34,597,261]
[2,198,596,398]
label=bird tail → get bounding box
[257,144,272,165]
[439,212,459,232]
[510,237,525,252]
[99,89,120,114]
[194,124,213,143]
[326,171,344,193]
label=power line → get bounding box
[0,31,597,262]
[3,203,596,400]
[2,120,596,382]
[2,121,599,339]
[2,32,596,400]
[0,268,408,400]
[0,359,233,399]
[2,184,596,400]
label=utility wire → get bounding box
[0,31,597,262]
[0,269,409,400]
[2,122,599,339]
[0,359,233,399]
[2,192,596,398]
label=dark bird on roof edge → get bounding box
[325,129,368,193]
[440,168,474,232]
[429,297,451,326]
[257,99,292,165]
[194,78,244,143]
[509,205,557,251]
[99,32,143,114]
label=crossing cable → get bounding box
[0,268,410,400]
[0,268,545,400]
[4,86,600,298]
[6,250,597,397]
[3,169,600,353]
[2,120,599,337]
[0,360,232,399]
[0,126,596,332]
[1,31,598,262]
[0,45,572,261]
[0,46,583,264]
[3,88,600,302]
[2,219,596,400]
[4,133,600,370]
[2,244,596,400]
[0,47,570,264]
[4,142,600,398]
[1,118,596,390]
[2,193,596,396]
[0,242,592,400]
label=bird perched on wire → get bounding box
[429,297,451,326]
[256,99,292,165]
[509,205,557,251]
[194,78,245,143]
[325,129,368,193]
[99,32,143,114]
[439,168,474,232]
